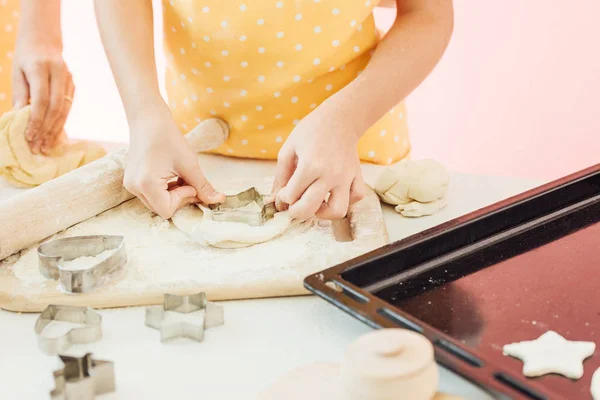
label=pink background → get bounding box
[62,1,599,181]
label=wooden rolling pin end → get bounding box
[341,329,439,400]
[259,329,440,400]
[185,118,230,153]
[0,118,229,261]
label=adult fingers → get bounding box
[41,63,67,141]
[178,161,224,204]
[43,75,74,152]
[349,174,367,205]
[11,70,30,109]
[24,65,50,153]
[277,161,319,207]
[272,146,297,211]
[316,184,351,220]
[288,179,330,221]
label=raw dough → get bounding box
[592,366,600,400]
[374,159,449,217]
[502,330,595,379]
[172,203,294,248]
[395,198,448,217]
[0,106,106,187]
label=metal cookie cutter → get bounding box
[208,187,276,226]
[38,235,127,293]
[50,353,115,400]
[35,305,103,354]
[145,292,224,342]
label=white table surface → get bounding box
[0,156,541,399]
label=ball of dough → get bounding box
[0,106,106,187]
[374,159,449,205]
[340,329,439,400]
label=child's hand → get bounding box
[272,110,366,221]
[125,109,224,219]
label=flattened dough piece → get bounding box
[172,204,294,248]
[592,366,600,400]
[502,330,595,379]
[0,106,106,187]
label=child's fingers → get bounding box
[277,161,319,206]
[288,179,329,221]
[349,175,367,205]
[316,184,351,220]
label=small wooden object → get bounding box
[259,328,442,400]
[0,119,229,260]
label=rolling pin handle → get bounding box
[185,118,230,153]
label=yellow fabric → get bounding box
[0,106,106,187]
[163,0,410,165]
[0,0,18,115]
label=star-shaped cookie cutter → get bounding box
[208,187,276,226]
[35,305,103,355]
[50,353,115,400]
[38,235,127,293]
[144,292,224,342]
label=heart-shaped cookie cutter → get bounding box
[208,187,276,226]
[35,305,103,355]
[38,235,127,294]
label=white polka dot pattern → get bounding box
[162,0,410,163]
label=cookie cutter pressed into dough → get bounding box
[38,235,127,293]
[145,292,224,343]
[50,353,115,400]
[208,187,276,226]
[34,305,103,355]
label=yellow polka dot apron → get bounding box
[0,0,18,114]
[163,0,410,165]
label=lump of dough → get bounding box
[395,198,448,218]
[374,159,449,217]
[0,106,106,187]
[172,204,293,249]
[592,367,600,400]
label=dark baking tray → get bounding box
[305,164,600,400]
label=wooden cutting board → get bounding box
[0,156,387,312]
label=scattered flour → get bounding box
[2,178,382,300]
[60,249,114,271]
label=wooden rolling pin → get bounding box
[259,328,445,400]
[0,118,229,260]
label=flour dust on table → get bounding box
[2,177,385,307]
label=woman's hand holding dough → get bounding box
[125,110,225,220]
[272,108,366,221]
[12,0,74,154]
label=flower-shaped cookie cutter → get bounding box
[145,292,224,342]
[208,187,276,226]
[34,305,103,355]
[38,235,127,293]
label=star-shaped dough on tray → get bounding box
[503,330,596,379]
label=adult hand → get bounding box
[125,107,225,219]
[272,109,366,221]
[12,16,74,154]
